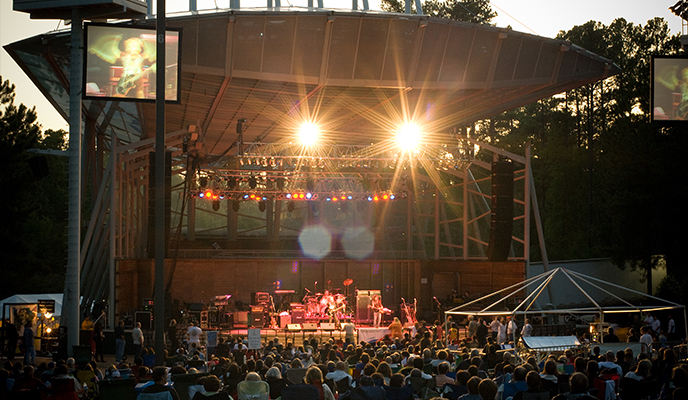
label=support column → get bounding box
[154,0,167,366]
[434,188,440,259]
[266,199,274,239]
[187,197,196,240]
[273,200,282,241]
[406,194,412,257]
[65,10,83,357]
[227,202,238,242]
[463,169,468,260]
[109,140,117,328]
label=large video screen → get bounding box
[83,23,181,103]
[652,55,688,122]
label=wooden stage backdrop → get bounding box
[116,259,524,322]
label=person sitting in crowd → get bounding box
[512,371,550,400]
[304,366,335,400]
[142,366,180,400]
[552,372,597,400]
[265,367,290,400]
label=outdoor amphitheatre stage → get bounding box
[5,4,619,328]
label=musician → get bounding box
[371,294,383,328]
[320,290,334,315]
[388,317,403,339]
[89,34,156,98]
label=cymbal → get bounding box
[343,278,354,286]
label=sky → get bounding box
[0,0,684,133]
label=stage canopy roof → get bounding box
[445,267,684,316]
[0,293,64,316]
[4,9,620,158]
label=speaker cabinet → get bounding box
[291,309,305,324]
[250,305,265,328]
[487,159,514,262]
[302,322,318,331]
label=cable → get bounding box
[490,1,540,35]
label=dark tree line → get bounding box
[0,76,68,298]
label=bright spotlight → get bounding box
[396,123,421,151]
[298,122,319,146]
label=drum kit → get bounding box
[303,279,354,320]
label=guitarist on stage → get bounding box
[89,33,156,98]
[370,294,383,328]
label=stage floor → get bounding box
[213,325,391,346]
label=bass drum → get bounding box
[307,298,320,316]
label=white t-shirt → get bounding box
[520,323,532,337]
[651,318,660,332]
[132,327,144,345]
[668,318,675,334]
[187,325,202,343]
[639,333,653,353]
[507,320,517,335]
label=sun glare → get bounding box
[298,122,320,146]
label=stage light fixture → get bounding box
[390,194,396,200]
[373,195,379,202]
[326,197,332,202]
[382,194,389,200]
[298,122,319,146]
[276,177,286,190]
[306,177,315,191]
[367,196,373,202]
[219,194,225,200]
[258,201,267,212]
[249,176,258,189]
[286,193,292,199]
[287,201,295,212]
[306,192,313,200]
[397,123,421,152]
[243,194,250,199]
[212,200,221,211]
[232,200,240,212]
[198,192,205,198]
[199,176,208,188]
[347,195,353,200]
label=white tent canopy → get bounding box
[445,268,684,329]
[0,293,63,317]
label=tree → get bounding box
[380,0,496,24]
[468,18,686,295]
[0,76,68,298]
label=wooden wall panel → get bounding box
[115,259,522,322]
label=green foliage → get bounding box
[472,17,687,290]
[0,76,68,298]
[380,0,496,24]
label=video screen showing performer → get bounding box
[653,56,688,121]
[83,23,180,102]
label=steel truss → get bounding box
[78,124,548,314]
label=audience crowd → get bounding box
[1,314,685,400]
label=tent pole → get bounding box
[683,307,687,342]
[600,312,604,343]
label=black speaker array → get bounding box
[486,159,514,262]
[147,151,172,258]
